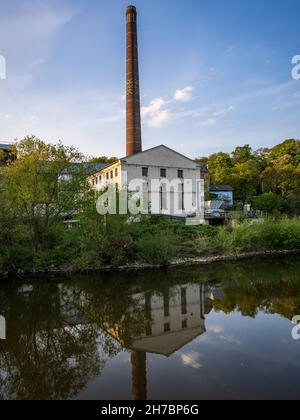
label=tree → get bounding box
[232,145,253,164]
[0,281,118,400]
[207,152,233,185]
[0,136,95,266]
[253,192,285,214]
[195,156,208,165]
[198,139,300,208]
[89,156,118,165]
[269,139,300,166]
[230,160,260,199]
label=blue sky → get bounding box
[0,0,299,159]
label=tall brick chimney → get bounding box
[126,5,142,157]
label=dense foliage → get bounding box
[196,139,300,213]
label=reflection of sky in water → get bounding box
[77,310,300,400]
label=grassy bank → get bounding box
[79,217,300,268]
[1,216,300,274]
[193,218,300,256]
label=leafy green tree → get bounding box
[207,152,233,185]
[232,145,253,164]
[253,192,285,213]
[195,156,208,165]
[269,139,300,166]
[201,139,300,209]
[89,156,118,165]
[0,136,95,267]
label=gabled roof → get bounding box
[88,144,204,175]
[121,144,199,166]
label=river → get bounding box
[1,255,300,400]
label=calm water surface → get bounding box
[1,256,300,400]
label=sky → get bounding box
[0,0,300,159]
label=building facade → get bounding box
[89,145,205,217]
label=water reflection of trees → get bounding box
[207,257,300,319]
[81,258,300,323]
[0,282,119,400]
[0,256,300,400]
[81,279,149,349]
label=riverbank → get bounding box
[1,217,300,278]
[1,248,300,278]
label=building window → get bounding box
[160,186,167,211]
[164,323,170,333]
[146,325,152,337]
[92,179,95,186]
[181,288,187,315]
[145,292,152,321]
[182,320,188,329]
[178,170,183,179]
[99,175,102,183]
[110,170,114,179]
[142,167,148,177]
[115,168,118,177]
[106,173,109,180]
[160,168,167,178]
[163,292,170,317]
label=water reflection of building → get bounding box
[131,284,208,357]
[106,283,213,400]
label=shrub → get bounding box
[253,192,285,214]
[137,232,177,265]
[192,218,300,257]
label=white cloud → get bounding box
[149,109,172,127]
[141,86,195,127]
[198,105,234,128]
[174,86,195,102]
[208,324,224,334]
[141,97,166,118]
[141,97,172,127]
[201,118,217,127]
[220,335,242,346]
[213,105,234,117]
[181,351,202,369]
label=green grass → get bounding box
[1,215,300,271]
[193,218,300,256]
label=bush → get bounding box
[253,192,285,214]
[137,232,177,265]
[216,219,300,254]
[192,218,300,256]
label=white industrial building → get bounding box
[89,145,205,218]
